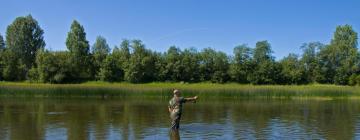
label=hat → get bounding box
[173,89,180,94]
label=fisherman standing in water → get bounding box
[168,89,198,130]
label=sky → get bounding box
[0,0,359,59]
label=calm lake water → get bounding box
[1,98,360,140]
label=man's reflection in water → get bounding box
[170,130,180,140]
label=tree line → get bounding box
[0,15,359,85]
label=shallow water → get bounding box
[1,98,360,140]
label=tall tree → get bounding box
[229,44,253,83]
[249,41,279,84]
[300,42,324,83]
[153,52,167,81]
[113,40,131,68]
[199,48,216,81]
[109,39,131,81]
[0,34,4,80]
[5,15,45,80]
[181,48,200,82]
[66,20,91,81]
[164,46,183,81]
[92,36,110,79]
[199,48,229,83]
[212,51,230,83]
[316,25,358,85]
[332,25,358,85]
[315,44,334,83]
[253,41,274,62]
[125,40,155,83]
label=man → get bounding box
[168,89,198,130]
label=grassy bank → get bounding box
[0,81,359,98]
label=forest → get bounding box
[0,15,359,85]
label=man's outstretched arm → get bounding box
[185,96,198,102]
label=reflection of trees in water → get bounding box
[65,104,90,140]
[310,101,359,140]
[184,103,229,124]
[93,104,110,140]
[229,100,360,139]
[0,100,46,140]
[0,104,10,140]
[0,99,360,139]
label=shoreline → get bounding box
[0,82,359,98]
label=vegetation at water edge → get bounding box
[0,82,359,98]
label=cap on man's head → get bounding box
[173,89,180,94]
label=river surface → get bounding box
[1,98,360,140]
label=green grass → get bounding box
[0,81,359,99]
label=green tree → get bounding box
[51,52,71,83]
[108,39,131,81]
[181,48,200,82]
[5,15,45,80]
[113,40,131,69]
[125,40,155,83]
[212,51,229,83]
[280,53,305,84]
[249,41,279,84]
[349,74,356,85]
[229,44,252,83]
[1,50,26,81]
[92,36,110,80]
[97,55,123,82]
[155,47,200,82]
[153,52,167,81]
[66,20,91,81]
[355,75,360,86]
[199,48,216,81]
[253,41,274,62]
[35,50,71,83]
[316,25,358,85]
[300,42,323,83]
[0,33,4,50]
[332,25,358,85]
[164,46,183,81]
[315,44,334,83]
[35,50,56,83]
[199,48,229,83]
[0,34,5,80]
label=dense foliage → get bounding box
[0,15,359,85]
[2,15,45,81]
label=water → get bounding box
[1,98,360,140]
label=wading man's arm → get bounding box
[185,96,198,103]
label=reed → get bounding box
[0,82,359,99]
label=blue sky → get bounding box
[0,0,359,59]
